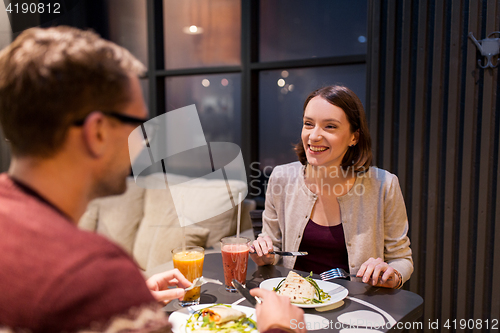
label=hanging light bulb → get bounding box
[183,0,204,35]
[183,25,204,35]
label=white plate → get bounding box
[168,303,258,333]
[259,277,348,308]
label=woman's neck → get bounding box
[304,164,357,197]
[305,164,355,183]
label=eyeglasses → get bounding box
[73,111,157,147]
[73,111,149,127]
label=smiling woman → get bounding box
[301,98,358,169]
[250,85,413,290]
[294,86,372,172]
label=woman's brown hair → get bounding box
[294,85,372,172]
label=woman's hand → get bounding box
[249,236,275,266]
[145,268,192,304]
[356,257,400,288]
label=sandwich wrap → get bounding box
[276,271,316,304]
[200,305,246,324]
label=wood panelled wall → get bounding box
[367,0,499,330]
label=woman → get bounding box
[250,85,413,289]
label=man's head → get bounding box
[0,26,146,158]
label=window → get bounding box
[108,0,368,199]
[166,73,241,145]
[259,64,366,168]
[259,0,367,61]
[163,0,241,69]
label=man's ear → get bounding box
[81,112,108,158]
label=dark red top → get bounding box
[293,219,349,275]
[0,174,158,332]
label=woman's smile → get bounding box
[308,145,329,153]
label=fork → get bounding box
[184,276,223,291]
[320,268,394,281]
[320,268,357,281]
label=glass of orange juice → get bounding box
[171,246,205,306]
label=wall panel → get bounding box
[367,0,500,330]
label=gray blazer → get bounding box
[261,162,414,284]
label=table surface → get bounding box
[164,253,423,332]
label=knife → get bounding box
[232,279,262,306]
[269,251,308,256]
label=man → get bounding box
[0,26,305,332]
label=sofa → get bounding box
[78,172,255,277]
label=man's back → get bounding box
[0,174,162,332]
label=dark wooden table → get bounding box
[164,253,424,332]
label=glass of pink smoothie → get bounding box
[220,236,251,292]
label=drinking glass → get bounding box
[220,237,250,292]
[171,246,205,306]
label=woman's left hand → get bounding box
[356,257,400,288]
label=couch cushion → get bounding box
[132,171,248,270]
[138,173,248,248]
[132,186,211,271]
[79,172,252,271]
[78,200,99,232]
[78,179,145,255]
[197,209,239,248]
[145,226,210,270]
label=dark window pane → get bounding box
[260,0,367,62]
[163,0,241,69]
[165,74,241,145]
[107,0,148,68]
[259,65,366,169]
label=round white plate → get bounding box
[259,277,348,308]
[168,303,257,333]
